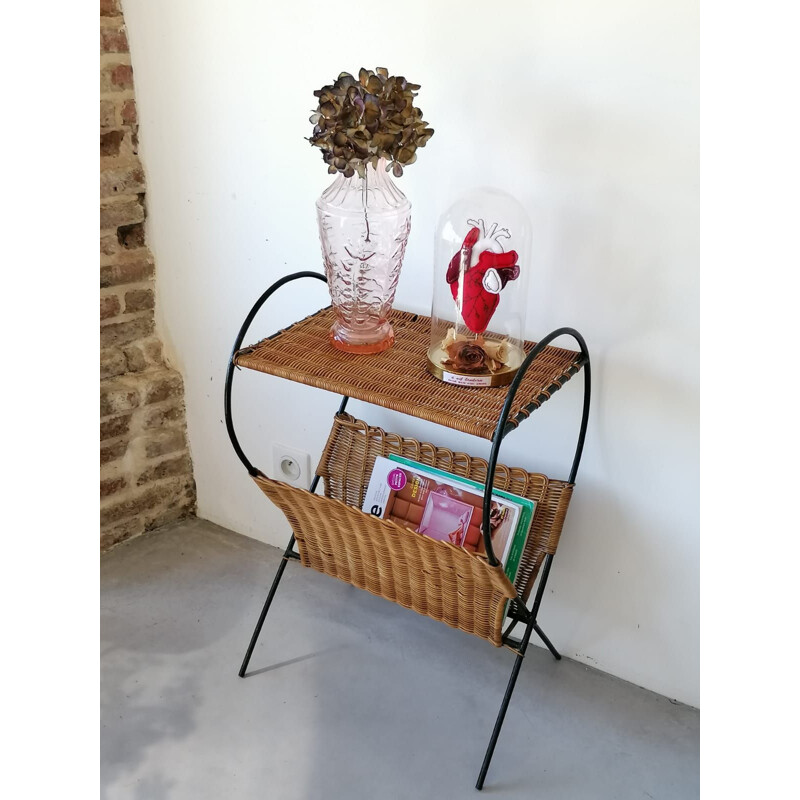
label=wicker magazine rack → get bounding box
[224,272,591,790]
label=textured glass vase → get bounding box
[316,159,411,354]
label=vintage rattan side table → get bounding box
[224,271,591,790]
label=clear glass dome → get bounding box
[427,188,531,387]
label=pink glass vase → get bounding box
[316,158,411,354]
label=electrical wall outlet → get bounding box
[271,444,312,489]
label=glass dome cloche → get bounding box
[427,189,532,387]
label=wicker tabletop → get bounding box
[235,307,585,441]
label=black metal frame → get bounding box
[224,272,591,791]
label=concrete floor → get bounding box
[101,518,699,800]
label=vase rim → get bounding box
[318,157,410,213]
[314,197,410,216]
[327,156,394,180]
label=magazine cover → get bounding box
[388,454,535,586]
[362,454,535,586]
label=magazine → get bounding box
[361,454,535,586]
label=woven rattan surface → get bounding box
[236,307,584,441]
[252,413,574,646]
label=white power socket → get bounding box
[271,444,312,489]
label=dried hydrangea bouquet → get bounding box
[310,68,434,354]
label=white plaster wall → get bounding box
[123,0,699,706]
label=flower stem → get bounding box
[362,165,371,242]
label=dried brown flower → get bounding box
[443,340,488,373]
[308,68,434,178]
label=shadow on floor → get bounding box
[101,518,699,800]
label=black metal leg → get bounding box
[476,618,535,790]
[532,622,561,660]
[238,534,296,677]
[474,332,587,784]
[527,553,561,661]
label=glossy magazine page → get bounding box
[361,454,534,585]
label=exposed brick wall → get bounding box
[101,0,195,550]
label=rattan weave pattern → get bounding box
[235,307,584,441]
[252,414,575,646]
[319,414,574,607]
[255,477,516,645]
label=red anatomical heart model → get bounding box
[446,226,520,334]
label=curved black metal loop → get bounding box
[481,328,591,567]
[224,271,327,476]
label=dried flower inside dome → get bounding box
[308,68,434,178]
[443,337,508,374]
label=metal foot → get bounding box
[476,619,535,790]
[533,622,562,660]
[238,534,295,677]
[233,402,344,679]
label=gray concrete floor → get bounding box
[101,518,699,800]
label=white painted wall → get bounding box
[123,0,699,706]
